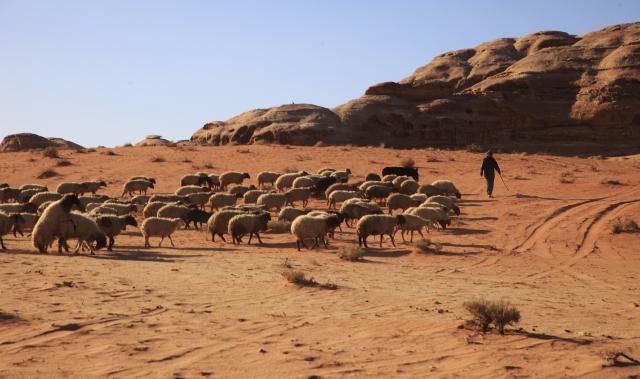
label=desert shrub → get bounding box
[281,270,337,290]
[102,150,118,156]
[56,160,73,167]
[122,142,133,147]
[601,178,624,185]
[236,148,251,154]
[466,143,485,153]
[611,217,640,234]
[42,146,59,158]
[415,239,442,254]
[85,148,96,153]
[588,155,605,160]
[150,155,165,163]
[513,175,528,180]
[283,166,298,173]
[401,158,416,169]
[426,156,440,163]
[0,310,20,323]
[203,162,214,169]
[37,169,60,179]
[336,246,365,261]
[463,298,494,332]
[463,298,521,334]
[182,158,192,163]
[268,220,291,234]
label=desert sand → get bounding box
[1,145,639,378]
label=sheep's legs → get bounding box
[389,233,396,247]
[158,236,164,247]
[379,234,384,248]
[400,230,406,242]
[144,236,150,248]
[254,232,263,244]
[168,235,175,247]
[417,229,425,240]
[107,237,115,251]
[0,236,5,250]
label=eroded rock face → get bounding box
[191,104,346,146]
[193,23,640,150]
[0,133,84,152]
[135,135,174,147]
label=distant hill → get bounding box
[191,22,640,152]
[0,133,84,152]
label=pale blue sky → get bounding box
[1,0,638,147]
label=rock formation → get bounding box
[135,135,174,147]
[0,133,84,152]
[193,22,639,151]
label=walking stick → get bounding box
[498,172,510,192]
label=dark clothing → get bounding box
[480,156,501,196]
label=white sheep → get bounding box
[257,171,281,188]
[325,183,355,199]
[306,210,343,239]
[406,207,451,230]
[364,185,394,202]
[11,212,39,237]
[356,214,406,248]
[94,215,137,251]
[290,214,340,251]
[20,184,48,192]
[292,176,317,189]
[129,176,156,184]
[285,187,311,208]
[243,189,269,204]
[410,193,428,203]
[229,185,256,197]
[0,202,38,214]
[418,184,443,197]
[157,204,192,224]
[330,169,351,183]
[219,171,250,190]
[207,209,246,242]
[31,195,83,253]
[56,212,108,255]
[186,192,211,209]
[256,193,287,212]
[81,180,107,194]
[209,193,240,210]
[275,172,307,192]
[0,212,25,250]
[398,214,434,242]
[228,212,271,244]
[149,194,186,203]
[0,187,20,203]
[122,179,154,197]
[392,176,411,190]
[56,182,89,195]
[30,192,63,207]
[339,199,383,227]
[278,207,308,222]
[175,185,208,196]
[317,167,336,175]
[131,195,151,206]
[399,179,420,195]
[358,180,393,193]
[386,193,420,214]
[143,201,171,218]
[425,195,460,215]
[328,190,359,208]
[140,217,185,248]
[78,195,110,208]
[431,180,461,199]
[208,174,220,190]
[18,188,46,203]
[88,202,137,216]
[180,174,209,187]
[382,174,397,182]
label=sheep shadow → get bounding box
[361,248,412,258]
[461,216,498,221]
[86,249,206,262]
[446,227,491,236]
[438,242,500,251]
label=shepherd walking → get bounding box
[480,150,501,198]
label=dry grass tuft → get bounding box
[559,170,575,183]
[203,162,214,169]
[56,160,73,167]
[463,298,521,334]
[268,220,291,234]
[281,270,337,290]
[150,155,165,163]
[42,146,60,158]
[0,310,21,323]
[336,246,365,261]
[236,148,251,154]
[601,178,624,185]
[611,217,640,234]
[85,148,97,153]
[401,158,416,169]
[513,175,529,180]
[181,158,192,163]
[415,239,442,254]
[37,169,60,179]
[426,156,440,163]
[283,166,299,173]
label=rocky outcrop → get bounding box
[192,23,640,151]
[0,133,84,152]
[191,104,346,146]
[135,135,174,147]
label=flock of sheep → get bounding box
[0,166,462,254]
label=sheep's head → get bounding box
[439,219,451,229]
[62,194,83,212]
[453,205,461,216]
[123,215,138,228]
[148,182,155,189]
[99,180,107,187]
[243,173,251,179]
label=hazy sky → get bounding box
[1,1,638,147]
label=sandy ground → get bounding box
[1,145,640,378]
